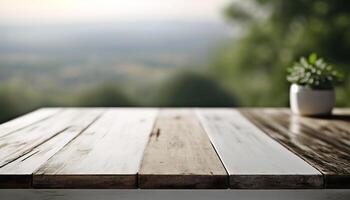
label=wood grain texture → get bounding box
[0,108,102,188]
[0,108,60,138]
[241,108,350,189]
[139,109,228,189]
[33,108,158,189]
[197,109,323,189]
[1,107,349,189]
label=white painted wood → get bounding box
[196,109,323,188]
[0,126,96,175]
[33,108,158,188]
[197,109,319,175]
[0,108,61,138]
[0,108,103,168]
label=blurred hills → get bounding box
[0,20,231,91]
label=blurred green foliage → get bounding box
[212,0,350,106]
[0,82,136,123]
[0,83,42,122]
[76,84,135,107]
[0,72,236,123]
[0,0,349,124]
[153,72,237,107]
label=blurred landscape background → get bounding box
[0,0,349,123]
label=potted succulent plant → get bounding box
[287,53,344,116]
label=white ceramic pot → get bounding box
[289,84,335,116]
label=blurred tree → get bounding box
[0,83,135,123]
[0,91,20,123]
[212,0,350,106]
[0,84,41,123]
[155,72,237,107]
[77,84,135,107]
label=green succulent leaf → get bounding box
[308,53,317,64]
[287,53,345,89]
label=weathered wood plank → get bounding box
[139,109,228,189]
[33,108,158,189]
[2,189,350,200]
[197,109,323,189]
[0,108,61,138]
[0,109,102,167]
[0,108,102,188]
[242,108,350,189]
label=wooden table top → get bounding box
[0,108,349,189]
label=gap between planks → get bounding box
[241,108,350,189]
[196,108,323,189]
[0,108,61,138]
[138,109,228,189]
[0,108,104,188]
[33,108,158,189]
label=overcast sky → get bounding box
[0,0,231,24]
